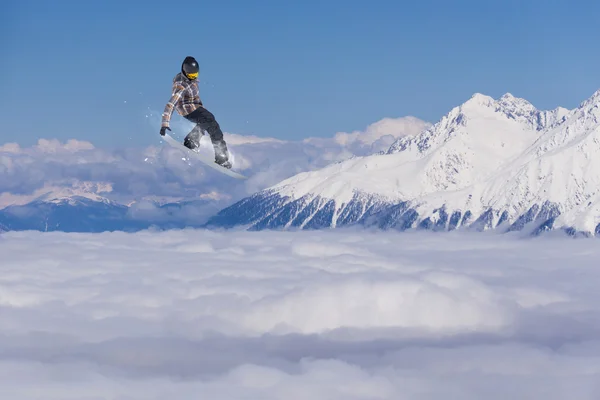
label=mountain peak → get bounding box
[30,182,114,205]
[498,91,531,103]
[386,91,549,156]
[496,92,537,117]
[464,93,495,107]
[34,189,112,206]
[460,92,537,117]
[579,88,600,108]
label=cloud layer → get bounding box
[1,229,599,398]
[0,116,429,213]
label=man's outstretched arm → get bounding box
[161,84,185,128]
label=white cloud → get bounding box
[239,273,513,334]
[0,139,96,155]
[35,138,95,152]
[224,132,286,146]
[0,142,21,153]
[301,116,431,156]
[332,116,432,147]
[0,182,113,207]
[0,230,599,398]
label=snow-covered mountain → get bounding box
[0,194,219,233]
[32,186,114,206]
[0,195,140,232]
[206,89,600,236]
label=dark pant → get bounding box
[183,107,229,162]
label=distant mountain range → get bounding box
[0,192,220,233]
[206,89,600,237]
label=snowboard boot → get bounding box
[214,142,232,169]
[215,153,232,169]
[183,127,204,151]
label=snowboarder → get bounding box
[160,56,232,169]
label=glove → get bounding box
[160,126,171,136]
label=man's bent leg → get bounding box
[184,107,231,167]
[183,125,204,150]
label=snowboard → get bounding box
[162,133,248,180]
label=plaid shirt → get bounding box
[161,73,203,127]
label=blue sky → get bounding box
[1,0,599,147]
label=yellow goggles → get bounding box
[186,72,198,79]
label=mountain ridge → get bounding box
[0,195,220,232]
[205,89,600,237]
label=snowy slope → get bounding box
[467,89,600,233]
[206,89,600,236]
[33,188,114,206]
[269,92,569,203]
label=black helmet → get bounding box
[182,56,199,79]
